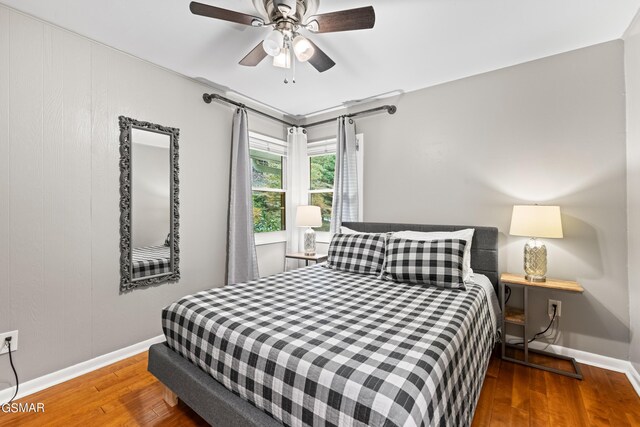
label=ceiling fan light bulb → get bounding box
[273,48,291,69]
[263,30,284,56]
[293,35,315,62]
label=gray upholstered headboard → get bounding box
[341,222,499,292]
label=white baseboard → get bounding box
[3,334,640,402]
[626,364,640,397]
[0,335,165,403]
[505,334,640,396]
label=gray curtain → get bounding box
[227,108,259,284]
[330,117,359,233]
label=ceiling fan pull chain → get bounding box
[292,47,296,84]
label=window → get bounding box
[249,133,287,235]
[306,135,364,238]
[309,154,335,232]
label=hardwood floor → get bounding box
[1,349,639,426]
[472,349,640,426]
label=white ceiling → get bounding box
[2,0,639,116]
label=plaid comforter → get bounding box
[132,245,170,279]
[162,265,497,427]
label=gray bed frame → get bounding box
[148,222,499,426]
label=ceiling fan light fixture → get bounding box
[293,35,315,62]
[262,30,284,56]
[273,47,292,69]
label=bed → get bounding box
[131,245,171,279]
[148,222,499,427]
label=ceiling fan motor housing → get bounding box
[275,0,296,16]
[258,0,318,23]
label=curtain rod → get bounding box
[303,105,397,129]
[203,93,296,128]
[203,93,397,129]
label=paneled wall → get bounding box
[307,41,629,360]
[0,5,286,388]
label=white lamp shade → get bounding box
[509,205,563,238]
[262,30,284,56]
[292,35,315,62]
[296,205,322,227]
[273,47,291,69]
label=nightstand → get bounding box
[285,253,328,267]
[500,273,584,379]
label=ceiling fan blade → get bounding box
[307,6,375,33]
[239,42,268,66]
[307,40,335,73]
[190,2,263,26]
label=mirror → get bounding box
[119,116,180,291]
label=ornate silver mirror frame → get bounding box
[119,116,180,292]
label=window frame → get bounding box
[306,134,364,243]
[249,131,288,246]
[308,153,335,233]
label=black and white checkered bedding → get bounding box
[162,265,497,427]
[327,233,387,275]
[132,245,171,279]
[381,238,467,290]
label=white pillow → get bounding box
[392,229,475,282]
[340,226,361,234]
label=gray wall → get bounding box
[307,41,630,359]
[626,16,640,372]
[0,5,286,390]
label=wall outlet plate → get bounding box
[548,299,562,318]
[0,330,18,355]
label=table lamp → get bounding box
[509,205,563,282]
[296,205,322,256]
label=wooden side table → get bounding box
[500,273,584,379]
[285,253,328,267]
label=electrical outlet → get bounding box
[0,330,18,355]
[548,300,562,318]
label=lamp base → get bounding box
[524,238,547,282]
[304,227,316,256]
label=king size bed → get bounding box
[148,222,500,427]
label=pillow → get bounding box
[339,226,376,235]
[381,237,467,290]
[393,229,475,282]
[340,226,359,234]
[327,233,387,275]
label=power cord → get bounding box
[511,304,558,346]
[2,337,19,405]
[505,285,512,305]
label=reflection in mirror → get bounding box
[131,128,171,280]
[119,116,180,292]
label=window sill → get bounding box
[255,231,287,246]
[316,231,332,244]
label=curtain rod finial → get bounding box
[387,105,397,115]
[203,93,213,104]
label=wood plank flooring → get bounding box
[1,349,639,426]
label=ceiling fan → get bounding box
[189,0,375,76]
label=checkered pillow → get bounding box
[327,232,386,275]
[381,237,468,289]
